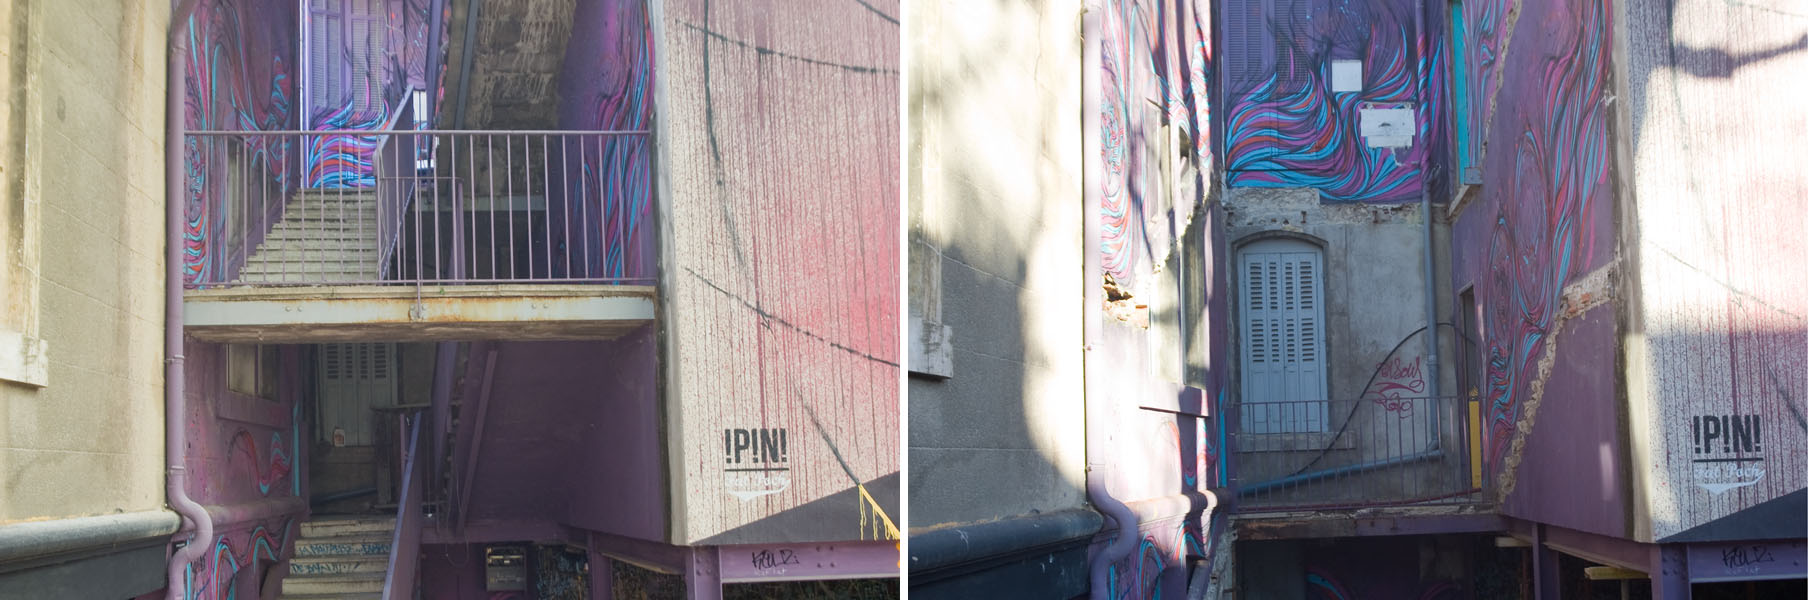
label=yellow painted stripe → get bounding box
[1469,399,1484,489]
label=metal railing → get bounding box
[1232,396,1482,512]
[382,410,425,599]
[182,126,653,288]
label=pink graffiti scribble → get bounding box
[1367,356,1426,418]
[229,429,293,496]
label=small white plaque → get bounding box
[1360,104,1416,148]
[1331,60,1363,92]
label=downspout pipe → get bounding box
[165,0,210,597]
[1414,0,1441,425]
[1081,5,1140,598]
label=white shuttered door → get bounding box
[317,342,398,446]
[1239,239,1327,433]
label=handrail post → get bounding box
[382,411,424,600]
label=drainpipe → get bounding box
[1414,0,1441,420]
[1082,4,1140,599]
[165,1,210,598]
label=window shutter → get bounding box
[1240,239,1328,433]
[318,342,397,446]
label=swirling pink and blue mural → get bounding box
[1222,0,1448,203]
[556,0,656,281]
[186,519,296,600]
[182,0,299,283]
[1099,0,1159,290]
[300,0,431,188]
[1464,0,1612,472]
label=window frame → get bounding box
[1236,236,1330,435]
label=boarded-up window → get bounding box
[317,342,397,446]
[228,344,281,401]
[308,0,387,125]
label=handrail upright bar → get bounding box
[506,135,516,280]
[541,136,553,280]
[560,136,571,279]
[486,135,496,278]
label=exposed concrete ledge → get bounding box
[203,496,308,531]
[184,284,657,342]
[0,510,180,568]
[1232,504,1502,540]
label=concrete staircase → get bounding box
[238,190,382,284]
[282,515,395,599]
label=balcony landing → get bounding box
[184,284,656,343]
[1232,503,1500,541]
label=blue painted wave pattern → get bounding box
[1224,2,1448,203]
[183,0,297,283]
[571,0,655,281]
[1480,0,1610,469]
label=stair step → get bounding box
[300,517,397,538]
[245,254,380,265]
[258,234,380,244]
[290,554,390,576]
[239,265,379,273]
[291,535,392,557]
[281,571,386,595]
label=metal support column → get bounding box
[685,546,722,600]
[1533,524,1562,599]
[1649,544,1691,600]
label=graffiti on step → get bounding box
[724,427,791,500]
[1690,414,1767,495]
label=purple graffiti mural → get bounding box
[187,520,296,600]
[1100,0,1151,289]
[557,0,656,281]
[176,344,306,600]
[182,0,299,283]
[1221,0,1448,203]
[229,428,294,496]
[301,0,431,188]
[1471,0,1612,471]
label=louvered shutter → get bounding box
[306,0,385,125]
[1239,239,1327,433]
[317,342,397,446]
[308,0,343,126]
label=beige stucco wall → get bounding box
[905,0,1087,529]
[0,0,169,523]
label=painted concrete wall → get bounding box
[1088,3,1235,598]
[178,341,308,600]
[1446,0,1622,537]
[0,0,171,523]
[905,0,1085,529]
[457,338,663,541]
[1224,188,1466,505]
[1619,0,1808,542]
[652,0,900,545]
[1213,0,1466,510]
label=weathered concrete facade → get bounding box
[0,1,179,597]
[651,0,901,547]
[904,0,1092,594]
[1618,0,1808,546]
[907,0,1233,597]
